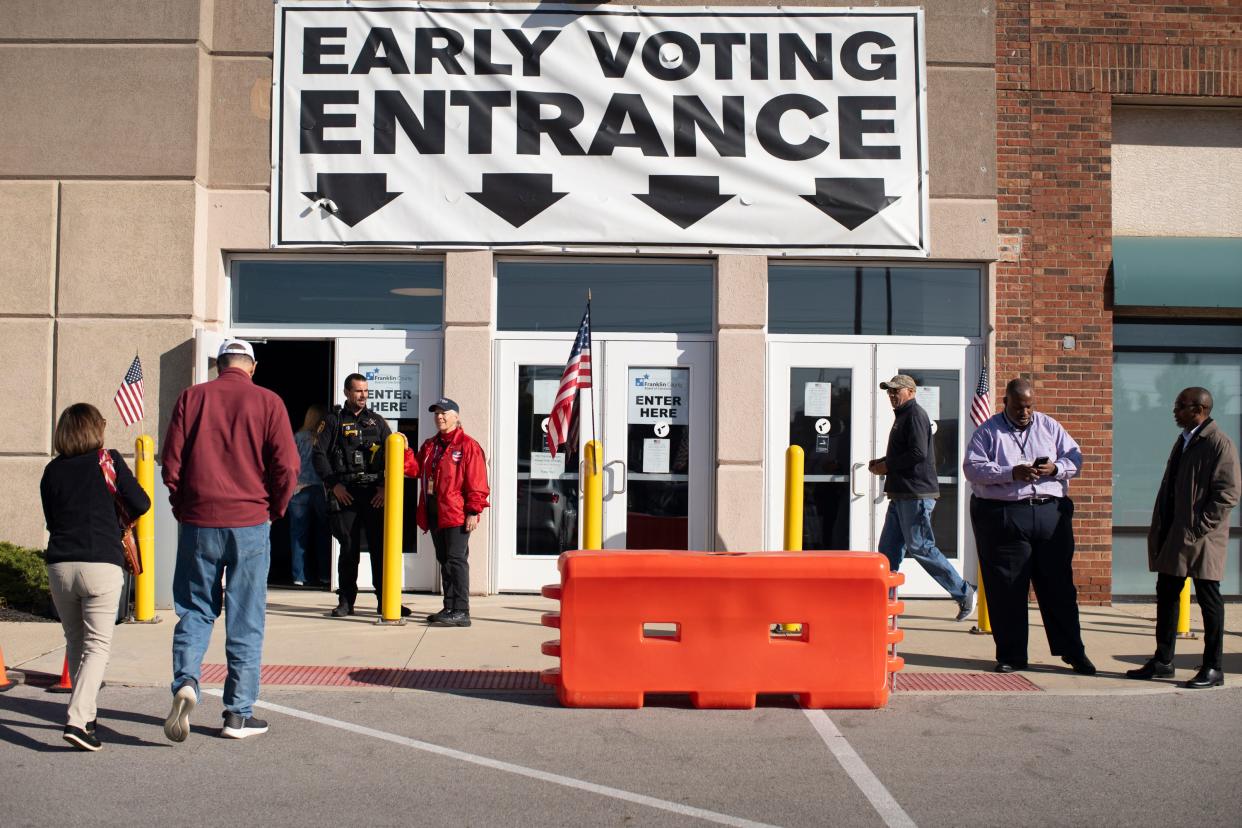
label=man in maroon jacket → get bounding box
[160,339,298,742]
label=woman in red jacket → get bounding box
[408,397,490,627]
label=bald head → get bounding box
[1173,387,1213,430]
[1003,378,1036,428]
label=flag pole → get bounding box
[586,290,599,475]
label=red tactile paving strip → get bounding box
[199,666,1041,693]
[200,664,547,691]
[895,672,1041,692]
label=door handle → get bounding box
[603,459,627,496]
[850,462,868,497]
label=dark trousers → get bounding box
[427,495,470,611]
[970,496,1085,665]
[1155,573,1224,670]
[330,488,383,607]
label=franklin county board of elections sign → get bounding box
[271,2,929,255]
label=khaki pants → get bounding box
[48,562,123,729]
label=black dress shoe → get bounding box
[1184,666,1225,689]
[426,608,450,623]
[1125,658,1175,680]
[1062,654,1097,676]
[330,602,354,618]
[994,661,1027,673]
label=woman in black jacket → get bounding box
[40,403,150,751]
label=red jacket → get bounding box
[411,427,490,531]
[161,368,299,527]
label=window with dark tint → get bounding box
[232,260,443,327]
[498,261,713,332]
[769,265,981,337]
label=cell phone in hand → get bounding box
[1033,456,1049,466]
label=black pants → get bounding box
[1155,573,1224,670]
[970,496,1085,665]
[330,487,383,607]
[427,496,470,612]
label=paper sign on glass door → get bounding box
[530,451,566,480]
[804,382,832,417]
[643,439,670,474]
[915,385,941,420]
[533,380,558,415]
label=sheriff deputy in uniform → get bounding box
[313,372,410,618]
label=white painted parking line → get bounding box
[803,709,917,828]
[204,690,778,828]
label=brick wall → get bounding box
[995,2,1242,604]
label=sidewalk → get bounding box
[3,589,1239,694]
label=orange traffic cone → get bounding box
[47,655,73,694]
[0,644,15,692]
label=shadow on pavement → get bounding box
[0,691,180,751]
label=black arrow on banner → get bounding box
[635,175,735,229]
[467,173,568,228]
[302,173,402,227]
[800,178,900,230]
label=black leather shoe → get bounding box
[426,608,450,623]
[1184,666,1225,689]
[431,610,472,627]
[1062,654,1097,676]
[994,661,1027,673]
[1125,658,1175,680]
[330,602,354,618]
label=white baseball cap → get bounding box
[218,339,255,360]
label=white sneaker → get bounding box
[164,683,197,743]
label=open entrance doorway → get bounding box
[250,339,335,587]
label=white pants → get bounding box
[47,562,123,729]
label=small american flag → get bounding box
[114,355,144,426]
[547,303,592,457]
[970,361,992,428]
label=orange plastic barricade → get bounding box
[540,550,904,709]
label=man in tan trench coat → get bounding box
[1127,387,1240,688]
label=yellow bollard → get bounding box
[781,446,805,633]
[582,440,603,550]
[379,432,407,625]
[970,574,992,635]
[1176,578,1197,639]
[134,435,157,622]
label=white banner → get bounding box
[272,2,928,254]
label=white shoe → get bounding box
[164,683,197,743]
[221,712,269,739]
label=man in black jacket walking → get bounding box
[869,375,976,620]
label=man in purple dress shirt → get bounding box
[963,378,1096,675]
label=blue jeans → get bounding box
[287,485,329,583]
[171,523,269,718]
[878,498,970,604]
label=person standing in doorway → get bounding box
[414,398,490,627]
[963,378,1095,675]
[1127,387,1239,688]
[41,403,151,751]
[869,375,976,621]
[161,339,299,741]
[313,373,409,618]
[289,403,330,586]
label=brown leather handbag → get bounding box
[97,449,143,575]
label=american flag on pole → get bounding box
[113,355,144,426]
[547,303,591,457]
[969,361,992,428]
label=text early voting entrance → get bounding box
[766,341,974,596]
[494,338,713,592]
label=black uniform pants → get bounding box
[1155,573,1224,670]
[330,487,384,607]
[970,496,1085,665]
[427,496,470,612]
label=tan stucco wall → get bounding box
[1112,106,1242,237]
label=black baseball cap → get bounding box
[428,397,460,413]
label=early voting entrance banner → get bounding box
[271,3,929,254]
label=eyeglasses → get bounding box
[1173,401,1200,410]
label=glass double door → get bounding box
[333,335,442,592]
[495,338,713,591]
[766,341,971,596]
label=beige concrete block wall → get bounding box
[715,256,766,551]
[0,458,59,549]
[0,320,54,454]
[1112,106,1242,237]
[443,251,494,591]
[0,182,56,316]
